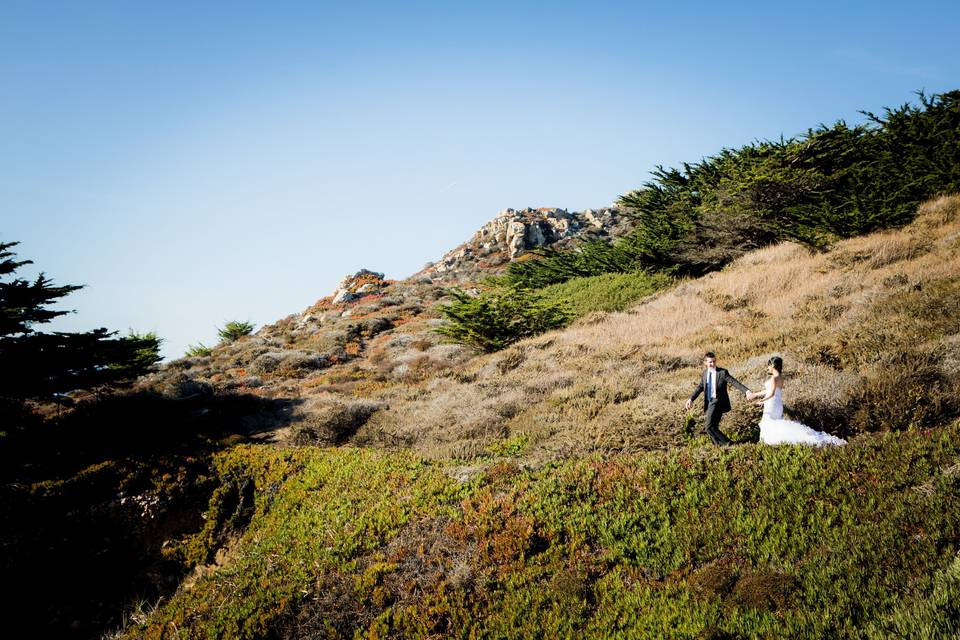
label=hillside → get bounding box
[130,203,636,449]
[3,88,958,637]
[138,194,960,466]
[99,196,960,638]
[353,194,960,463]
[20,195,942,639]
[4,194,959,639]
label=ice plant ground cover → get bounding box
[123,420,959,639]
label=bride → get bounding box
[747,357,846,446]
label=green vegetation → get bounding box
[487,432,530,457]
[436,286,572,352]
[122,422,960,639]
[185,342,213,357]
[123,330,164,371]
[217,320,255,343]
[538,271,673,317]
[437,272,672,353]
[0,241,162,404]
[867,553,960,639]
[131,446,476,639]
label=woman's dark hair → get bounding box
[768,356,783,373]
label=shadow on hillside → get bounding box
[0,389,305,640]
[0,389,304,484]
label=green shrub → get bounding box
[217,320,255,343]
[437,273,670,352]
[185,342,213,357]
[538,271,672,317]
[487,432,530,457]
[114,330,163,374]
[866,553,960,639]
[435,286,571,352]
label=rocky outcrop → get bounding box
[417,206,629,283]
[330,269,386,304]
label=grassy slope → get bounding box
[125,423,960,639]
[537,271,674,318]
[117,197,960,639]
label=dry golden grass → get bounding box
[356,195,960,464]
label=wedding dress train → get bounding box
[759,380,846,446]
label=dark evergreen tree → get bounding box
[436,286,571,352]
[502,89,960,289]
[0,241,162,401]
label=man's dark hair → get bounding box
[703,351,716,360]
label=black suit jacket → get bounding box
[689,367,749,413]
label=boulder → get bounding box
[332,289,357,304]
[330,268,386,304]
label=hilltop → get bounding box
[416,205,629,283]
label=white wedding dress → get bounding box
[759,379,846,446]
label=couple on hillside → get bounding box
[684,352,846,447]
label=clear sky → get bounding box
[2,1,958,359]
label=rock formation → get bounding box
[417,206,630,283]
[329,269,386,304]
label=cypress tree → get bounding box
[0,241,162,403]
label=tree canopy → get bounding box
[0,241,162,401]
[503,89,960,288]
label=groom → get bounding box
[684,352,750,446]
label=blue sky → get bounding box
[2,1,958,359]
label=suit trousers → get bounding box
[703,401,732,445]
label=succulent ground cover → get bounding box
[121,420,960,639]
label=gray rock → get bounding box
[415,204,629,278]
[332,289,357,304]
